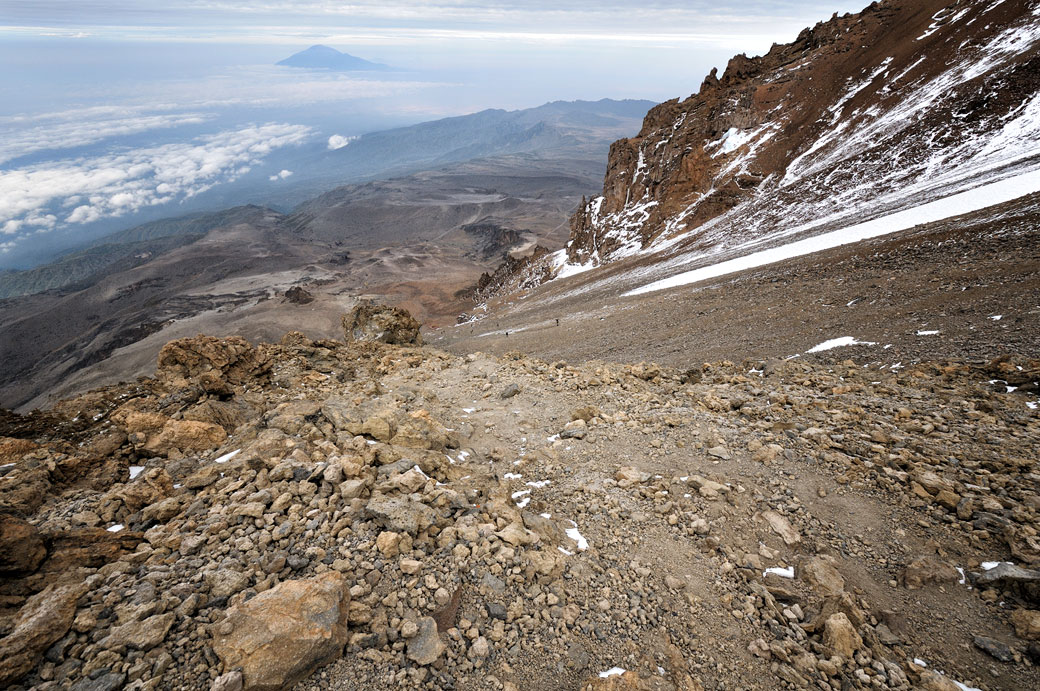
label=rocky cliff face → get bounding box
[562,0,1040,269]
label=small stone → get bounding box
[470,636,490,659]
[211,671,244,691]
[406,617,445,665]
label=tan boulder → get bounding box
[212,572,350,691]
[0,580,89,686]
[822,612,862,659]
[342,304,422,346]
[762,510,801,545]
[0,513,47,574]
[144,420,227,456]
[900,555,960,589]
[799,556,845,597]
[156,334,270,393]
[392,410,454,451]
[0,436,37,464]
[1011,609,1040,641]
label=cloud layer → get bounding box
[0,123,311,249]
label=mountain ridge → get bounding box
[535,0,1040,285]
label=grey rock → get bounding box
[406,617,445,665]
[71,672,126,691]
[365,496,437,536]
[974,635,1014,662]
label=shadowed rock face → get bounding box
[342,304,423,346]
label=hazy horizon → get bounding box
[0,0,866,269]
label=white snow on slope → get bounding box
[806,337,876,353]
[625,167,1040,297]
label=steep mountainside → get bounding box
[558,0,1040,273]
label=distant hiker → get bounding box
[505,331,509,337]
[555,318,560,326]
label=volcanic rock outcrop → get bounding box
[557,0,1040,273]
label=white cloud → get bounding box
[327,134,356,150]
[0,123,312,245]
[0,108,213,165]
[268,169,293,181]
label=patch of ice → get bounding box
[107,524,124,532]
[916,330,940,336]
[214,449,241,464]
[511,489,531,499]
[173,483,182,489]
[1027,402,1038,410]
[565,521,589,551]
[764,566,795,579]
[982,561,1012,570]
[462,407,476,413]
[516,497,531,509]
[806,337,876,353]
[540,513,552,519]
[503,472,522,480]
[599,667,626,678]
[914,658,928,668]
[129,465,145,480]
[956,567,966,585]
[989,314,1003,320]
[526,480,551,488]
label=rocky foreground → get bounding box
[1,307,1039,691]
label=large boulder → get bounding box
[342,304,422,346]
[142,419,227,456]
[0,580,89,686]
[365,496,438,536]
[211,572,350,691]
[156,335,270,393]
[0,513,46,574]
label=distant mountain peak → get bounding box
[276,45,389,71]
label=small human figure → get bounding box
[555,318,560,326]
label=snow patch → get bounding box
[763,566,795,579]
[599,667,626,678]
[128,465,145,480]
[106,524,124,532]
[806,337,876,353]
[214,449,241,464]
[625,168,1040,297]
[565,521,590,551]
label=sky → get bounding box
[0,0,867,267]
